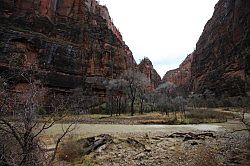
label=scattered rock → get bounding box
[191,141,198,146]
[127,138,144,148]
[144,145,151,152]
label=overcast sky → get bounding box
[99,0,219,78]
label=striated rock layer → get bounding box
[163,0,250,97]
[0,0,137,105]
[138,57,161,90]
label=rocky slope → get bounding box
[163,0,250,97]
[0,0,138,102]
[138,58,161,90]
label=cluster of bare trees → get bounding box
[188,89,250,109]
[105,69,150,116]
[151,82,187,116]
[105,72,189,117]
[121,69,150,116]
[105,69,250,119]
[106,79,127,116]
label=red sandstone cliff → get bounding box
[161,54,193,95]
[162,54,192,86]
[0,0,137,103]
[138,57,161,89]
[191,0,250,96]
[163,0,250,97]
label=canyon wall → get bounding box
[162,54,193,96]
[163,0,250,97]
[192,0,250,97]
[162,54,192,87]
[0,0,137,105]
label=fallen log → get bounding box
[58,134,112,162]
[82,134,112,154]
[127,137,146,148]
[168,132,215,141]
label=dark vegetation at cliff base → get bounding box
[54,109,234,125]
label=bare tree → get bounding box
[188,93,203,109]
[121,69,149,116]
[0,75,75,166]
[172,96,187,116]
[137,78,150,115]
[156,93,171,115]
[156,82,176,97]
[138,89,146,114]
[106,79,126,116]
[146,91,158,112]
[155,82,177,115]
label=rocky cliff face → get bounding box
[162,54,192,86]
[191,0,250,97]
[163,0,250,97]
[0,0,136,102]
[162,54,193,96]
[138,58,161,89]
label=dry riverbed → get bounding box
[40,111,250,166]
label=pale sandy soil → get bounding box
[41,111,250,166]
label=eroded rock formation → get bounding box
[138,58,161,90]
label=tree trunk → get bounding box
[110,98,113,117]
[140,99,144,114]
[131,98,135,116]
[124,98,128,114]
[118,97,121,116]
[116,98,119,116]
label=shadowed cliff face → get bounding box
[192,0,250,97]
[163,0,250,97]
[0,0,136,99]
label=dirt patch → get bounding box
[90,130,248,166]
[42,110,250,166]
[49,120,249,166]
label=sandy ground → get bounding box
[43,123,222,138]
[41,112,250,166]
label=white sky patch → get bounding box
[99,0,218,78]
[154,64,179,79]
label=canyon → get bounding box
[1,1,250,165]
[0,0,249,104]
[162,0,250,97]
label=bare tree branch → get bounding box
[49,123,76,164]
